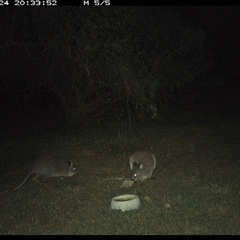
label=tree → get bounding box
[0,7,211,127]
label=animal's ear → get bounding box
[66,161,73,167]
[139,163,143,169]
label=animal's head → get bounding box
[66,161,76,176]
[130,162,145,181]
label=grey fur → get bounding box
[130,151,156,181]
[11,155,76,191]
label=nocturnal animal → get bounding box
[5,155,76,192]
[129,151,156,182]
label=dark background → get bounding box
[175,6,240,80]
[0,6,239,135]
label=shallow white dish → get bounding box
[111,194,140,212]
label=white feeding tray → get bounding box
[111,194,140,212]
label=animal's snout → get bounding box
[66,161,76,174]
[130,173,137,181]
[71,166,77,174]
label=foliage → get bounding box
[1,7,211,126]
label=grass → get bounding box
[0,109,240,234]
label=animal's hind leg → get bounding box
[31,174,40,182]
[31,174,54,190]
[32,174,48,182]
